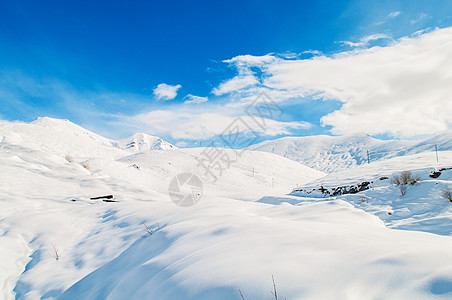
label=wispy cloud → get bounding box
[213,54,279,96]
[0,70,118,119]
[153,83,181,100]
[175,141,188,147]
[212,27,452,137]
[119,106,311,140]
[341,33,392,48]
[388,11,401,19]
[410,13,429,24]
[183,94,208,104]
[4,26,451,141]
[374,11,401,25]
[301,50,323,56]
[0,69,311,141]
[213,75,259,96]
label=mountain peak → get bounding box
[31,117,110,141]
[32,116,71,126]
[118,133,176,152]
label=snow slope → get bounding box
[284,151,452,236]
[0,117,175,161]
[0,117,128,160]
[249,132,452,173]
[2,118,452,299]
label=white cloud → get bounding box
[214,27,452,137]
[153,83,181,100]
[213,54,280,96]
[301,50,323,56]
[0,70,311,141]
[410,13,429,24]
[213,75,259,96]
[124,106,311,140]
[224,54,279,67]
[175,141,188,147]
[341,33,392,48]
[183,94,209,104]
[375,11,401,25]
[388,11,401,18]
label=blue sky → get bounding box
[1,0,452,146]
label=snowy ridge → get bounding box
[32,117,111,142]
[0,117,175,160]
[249,132,452,173]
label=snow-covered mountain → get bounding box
[0,117,175,160]
[2,117,452,299]
[249,132,452,173]
[115,132,176,153]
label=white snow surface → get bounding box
[249,132,452,173]
[286,151,452,236]
[1,117,452,299]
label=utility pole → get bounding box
[367,150,370,164]
[435,145,439,163]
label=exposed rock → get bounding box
[429,171,441,179]
[90,195,114,200]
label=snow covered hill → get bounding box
[263,150,452,236]
[2,118,452,299]
[0,117,128,160]
[249,132,452,173]
[0,117,175,160]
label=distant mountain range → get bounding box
[0,117,176,160]
[249,132,452,173]
[2,117,449,174]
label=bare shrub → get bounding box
[392,171,419,185]
[142,222,161,238]
[391,171,420,196]
[239,275,283,300]
[49,243,60,261]
[399,184,407,196]
[143,224,153,236]
[271,274,278,300]
[238,289,245,300]
[82,162,90,170]
[359,196,369,203]
[391,175,401,186]
[442,188,452,202]
[65,155,73,163]
[400,171,412,185]
[412,175,421,185]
